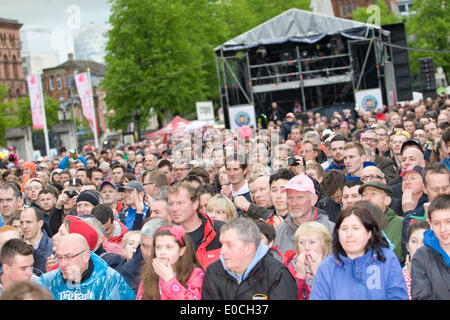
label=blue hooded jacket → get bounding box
[40,251,136,300]
[423,229,450,267]
[310,247,408,300]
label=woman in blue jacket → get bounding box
[310,204,408,300]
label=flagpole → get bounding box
[87,68,99,149]
[38,71,51,159]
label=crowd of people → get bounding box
[0,94,448,300]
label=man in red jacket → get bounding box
[168,181,223,270]
[91,204,128,246]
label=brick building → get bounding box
[42,53,107,132]
[0,17,26,101]
[330,0,398,19]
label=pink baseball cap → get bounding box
[282,174,316,195]
[239,125,252,139]
[286,112,296,119]
[400,165,423,178]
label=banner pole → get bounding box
[38,72,51,158]
[87,68,99,149]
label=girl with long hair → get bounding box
[136,224,204,300]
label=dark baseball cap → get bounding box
[100,180,117,191]
[401,138,423,154]
[359,181,392,197]
[123,181,144,192]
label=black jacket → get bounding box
[316,197,341,223]
[202,252,297,300]
[118,244,145,293]
[374,155,397,182]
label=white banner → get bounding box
[74,72,94,123]
[196,101,214,121]
[355,88,383,112]
[228,104,257,129]
[26,74,45,130]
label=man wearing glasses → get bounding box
[361,130,396,182]
[172,159,191,182]
[360,164,403,216]
[359,181,404,262]
[40,233,135,300]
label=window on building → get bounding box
[341,4,346,15]
[3,55,8,79]
[56,75,62,89]
[12,56,18,79]
[0,34,6,48]
[49,75,55,91]
[348,3,352,13]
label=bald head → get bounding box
[57,233,89,252]
[56,234,90,282]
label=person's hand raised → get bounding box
[402,189,416,213]
[233,195,250,211]
[152,258,174,282]
[135,189,145,213]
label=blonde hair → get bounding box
[121,230,141,250]
[206,194,237,222]
[249,164,271,180]
[305,162,324,179]
[294,221,332,256]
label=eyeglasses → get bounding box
[143,182,155,186]
[206,209,226,217]
[362,138,378,143]
[360,175,383,182]
[55,250,86,262]
[173,168,188,172]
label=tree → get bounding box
[352,0,402,26]
[102,0,228,131]
[406,0,449,80]
[0,84,60,146]
[103,0,312,130]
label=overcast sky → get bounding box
[1,0,112,61]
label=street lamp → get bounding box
[133,106,142,142]
[57,102,71,122]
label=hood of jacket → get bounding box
[220,242,269,284]
[423,229,450,267]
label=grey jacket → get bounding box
[411,230,450,300]
[273,208,335,254]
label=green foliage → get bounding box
[352,0,402,26]
[406,0,449,80]
[103,0,226,130]
[0,83,60,146]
